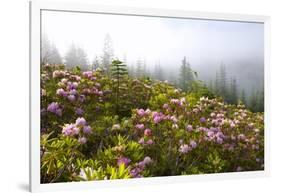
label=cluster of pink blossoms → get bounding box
[81,71,104,98]
[53,69,109,118]
[47,102,62,116]
[204,127,226,144]
[134,110,155,146]
[62,117,92,144]
[151,111,166,124]
[52,70,67,78]
[56,78,83,103]
[139,128,154,145]
[117,157,131,167]
[136,108,151,117]
[130,156,153,178]
[138,136,154,146]
[170,97,186,106]
[82,71,97,81]
[179,140,197,154]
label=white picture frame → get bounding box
[29,1,270,192]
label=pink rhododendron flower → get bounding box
[67,94,75,102]
[145,109,151,114]
[117,157,131,166]
[130,167,143,178]
[52,70,66,78]
[69,89,77,95]
[143,156,153,165]
[163,103,169,109]
[207,130,214,137]
[98,91,103,96]
[61,78,68,84]
[62,124,79,136]
[83,125,92,134]
[75,117,87,127]
[238,134,246,141]
[153,116,162,124]
[216,137,223,144]
[179,144,191,154]
[56,109,62,117]
[56,88,67,97]
[138,138,145,145]
[230,122,236,128]
[170,99,180,105]
[144,129,152,136]
[186,124,193,132]
[135,124,145,130]
[47,102,59,112]
[82,71,93,78]
[137,109,146,117]
[78,137,87,144]
[47,102,62,116]
[152,112,164,124]
[200,117,206,123]
[190,140,197,148]
[62,124,73,136]
[210,127,219,132]
[146,139,154,145]
[67,82,78,90]
[170,116,178,123]
[73,75,81,82]
[72,126,80,135]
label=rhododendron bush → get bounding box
[40,64,264,183]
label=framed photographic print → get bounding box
[30,1,270,192]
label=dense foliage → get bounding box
[40,62,264,183]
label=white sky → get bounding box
[41,10,264,84]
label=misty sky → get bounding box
[41,10,264,92]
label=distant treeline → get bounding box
[41,34,264,112]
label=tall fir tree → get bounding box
[142,60,147,77]
[249,88,258,112]
[91,55,100,71]
[110,60,128,115]
[41,35,63,65]
[240,89,247,106]
[178,56,194,92]
[48,44,63,65]
[102,33,114,75]
[64,44,89,70]
[154,61,164,81]
[256,88,264,112]
[229,77,238,104]
[215,72,220,95]
[219,63,228,99]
